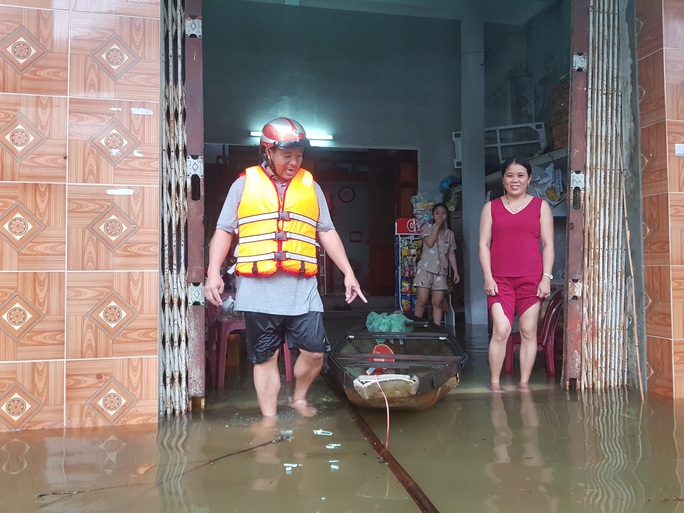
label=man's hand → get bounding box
[205,273,224,307]
[205,229,234,307]
[344,274,368,304]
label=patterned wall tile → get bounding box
[665,49,684,121]
[644,264,673,338]
[69,13,160,101]
[0,200,46,252]
[639,49,666,128]
[0,95,67,182]
[642,121,668,196]
[647,336,674,398]
[664,0,684,49]
[0,361,65,431]
[0,381,43,430]
[72,0,160,18]
[65,358,157,428]
[674,339,684,399]
[0,1,73,8]
[86,376,138,425]
[673,267,684,339]
[86,203,140,251]
[0,7,69,95]
[66,272,157,359]
[0,273,65,362]
[0,113,48,164]
[636,0,663,58]
[0,183,65,271]
[67,185,158,270]
[0,292,44,343]
[68,99,159,185]
[667,121,684,192]
[671,193,684,265]
[642,193,670,265]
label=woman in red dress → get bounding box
[478,156,554,392]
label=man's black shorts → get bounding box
[244,311,330,364]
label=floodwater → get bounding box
[2,314,684,513]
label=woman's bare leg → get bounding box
[489,303,512,391]
[431,289,446,325]
[517,302,541,386]
[413,286,430,319]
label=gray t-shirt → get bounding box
[216,172,335,316]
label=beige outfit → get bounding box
[413,224,456,291]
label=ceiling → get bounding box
[239,0,558,25]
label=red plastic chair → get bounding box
[213,318,293,388]
[504,289,564,377]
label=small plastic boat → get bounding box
[324,319,467,410]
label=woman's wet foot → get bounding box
[487,384,506,393]
[516,382,532,392]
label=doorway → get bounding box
[203,145,418,297]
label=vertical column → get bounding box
[564,0,589,386]
[460,3,487,325]
[185,0,206,402]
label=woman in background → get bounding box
[413,203,460,326]
[479,155,554,393]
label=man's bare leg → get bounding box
[288,348,323,417]
[253,349,281,417]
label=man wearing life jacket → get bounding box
[205,117,367,418]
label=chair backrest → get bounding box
[539,290,564,348]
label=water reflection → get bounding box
[359,384,684,513]
[484,391,556,512]
[1,438,29,475]
[4,364,684,512]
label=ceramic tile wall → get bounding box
[638,0,684,397]
[0,1,160,430]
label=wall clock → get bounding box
[338,186,355,203]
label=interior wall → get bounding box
[203,0,570,194]
[484,1,571,129]
[327,183,370,288]
[203,0,461,198]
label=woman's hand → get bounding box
[452,272,460,284]
[537,276,551,299]
[484,277,498,297]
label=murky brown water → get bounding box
[1,317,683,512]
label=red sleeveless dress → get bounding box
[490,196,543,277]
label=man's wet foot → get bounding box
[288,399,317,417]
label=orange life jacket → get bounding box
[235,166,319,277]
